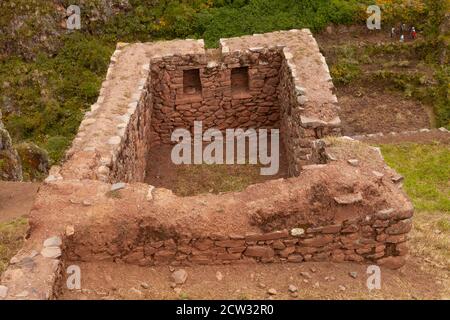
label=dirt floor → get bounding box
[0,181,39,223]
[58,256,448,300]
[145,143,288,196]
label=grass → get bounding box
[380,142,450,213]
[379,142,449,270]
[0,217,29,274]
[173,163,266,196]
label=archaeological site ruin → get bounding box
[0,30,414,299]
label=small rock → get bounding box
[303,279,309,283]
[347,159,359,166]
[216,271,224,281]
[338,285,346,291]
[288,284,298,293]
[174,287,182,294]
[140,282,150,289]
[82,200,93,206]
[257,282,266,289]
[290,228,305,237]
[108,136,121,145]
[168,266,175,272]
[171,269,188,285]
[0,285,8,299]
[41,247,61,259]
[43,236,62,248]
[300,271,312,279]
[15,290,29,298]
[110,182,126,191]
[129,288,143,296]
[334,193,363,205]
[391,174,404,183]
[65,225,75,236]
[9,256,20,264]
[267,288,277,295]
[372,171,384,179]
[310,267,317,273]
[313,282,320,288]
[349,271,358,279]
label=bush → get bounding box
[0,35,112,160]
[44,135,72,164]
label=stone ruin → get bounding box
[0,30,414,300]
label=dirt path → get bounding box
[353,129,450,145]
[315,25,420,47]
[0,182,40,223]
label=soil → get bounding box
[315,26,433,136]
[315,25,421,47]
[145,142,288,196]
[336,85,431,136]
[58,257,448,300]
[0,181,39,223]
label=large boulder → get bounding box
[15,142,49,181]
[0,110,22,181]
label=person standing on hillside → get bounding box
[411,27,417,40]
[391,26,396,38]
[400,34,405,42]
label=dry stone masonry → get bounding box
[1,30,415,300]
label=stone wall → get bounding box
[149,48,282,145]
[58,30,341,183]
[109,67,153,183]
[65,207,412,269]
[277,47,341,176]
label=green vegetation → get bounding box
[173,163,268,196]
[380,142,450,213]
[0,35,113,164]
[0,218,28,274]
[0,0,448,166]
[329,46,362,85]
[326,39,450,129]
